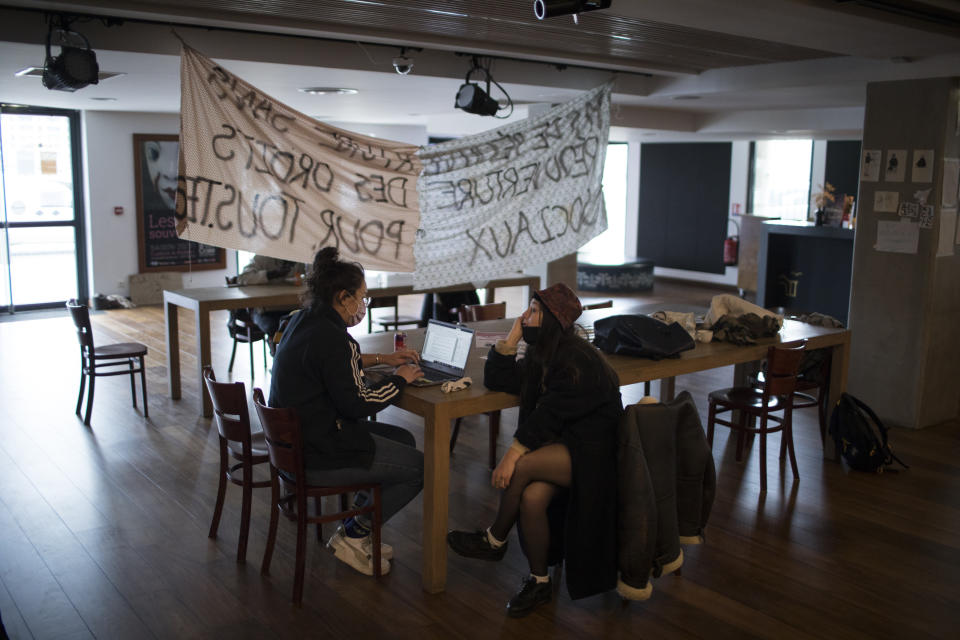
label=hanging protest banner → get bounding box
[175,45,422,271]
[413,83,611,290]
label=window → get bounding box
[749,140,813,221]
[579,142,628,263]
[0,106,87,311]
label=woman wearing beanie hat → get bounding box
[447,282,623,617]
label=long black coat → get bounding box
[484,339,622,600]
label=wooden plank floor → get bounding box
[1,280,958,639]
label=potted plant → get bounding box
[812,182,837,226]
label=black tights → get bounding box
[489,443,571,576]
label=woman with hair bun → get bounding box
[447,283,622,617]
[269,247,424,576]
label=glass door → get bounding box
[0,105,88,313]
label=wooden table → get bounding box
[163,273,540,417]
[354,312,851,593]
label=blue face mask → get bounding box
[522,325,540,345]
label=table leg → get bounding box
[165,301,181,400]
[421,406,451,593]
[195,304,213,418]
[824,337,850,461]
[659,377,676,402]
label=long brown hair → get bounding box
[522,304,618,406]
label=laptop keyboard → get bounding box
[418,365,460,382]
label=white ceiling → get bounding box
[2,0,960,140]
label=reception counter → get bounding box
[757,221,855,324]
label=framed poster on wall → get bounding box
[134,133,224,273]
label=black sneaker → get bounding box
[446,529,507,561]
[506,576,552,618]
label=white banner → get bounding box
[176,46,422,271]
[413,83,611,290]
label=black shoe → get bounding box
[506,577,552,618]
[446,530,507,561]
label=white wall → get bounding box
[82,111,235,297]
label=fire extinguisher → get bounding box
[723,219,740,266]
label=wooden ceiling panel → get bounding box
[68,0,834,74]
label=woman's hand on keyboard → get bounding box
[395,363,423,384]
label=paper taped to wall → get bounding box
[875,219,919,254]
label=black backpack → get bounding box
[828,393,908,473]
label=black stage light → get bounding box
[534,0,612,20]
[454,57,513,118]
[455,82,500,116]
[42,27,99,92]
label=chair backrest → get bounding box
[582,299,614,311]
[66,299,94,353]
[203,366,255,446]
[252,387,304,480]
[458,301,507,323]
[763,340,806,398]
[227,309,264,339]
[368,295,399,311]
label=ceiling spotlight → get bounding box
[534,0,612,21]
[455,83,500,116]
[454,58,512,117]
[42,19,99,92]
[392,47,416,75]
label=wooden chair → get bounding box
[581,299,614,310]
[706,340,806,493]
[457,301,507,323]
[754,352,831,445]
[368,295,421,332]
[453,301,507,469]
[66,299,148,426]
[253,388,383,605]
[226,308,268,381]
[203,366,270,563]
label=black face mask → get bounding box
[522,326,540,345]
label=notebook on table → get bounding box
[410,319,475,387]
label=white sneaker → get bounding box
[335,522,394,560]
[327,529,391,576]
[360,534,394,561]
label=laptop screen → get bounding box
[421,320,474,372]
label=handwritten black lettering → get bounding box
[212,125,237,160]
[385,220,405,259]
[465,228,492,266]
[510,211,538,253]
[359,220,384,255]
[214,184,235,231]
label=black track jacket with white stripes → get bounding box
[269,303,407,470]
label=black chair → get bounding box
[253,388,384,605]
[203,367,271,564]
[67,299,148,426]
[368,296,421,332]
[227,309,268,381]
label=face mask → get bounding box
[345,294,367,327]
[522,325,540,345]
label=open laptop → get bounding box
[410,319,475,387]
